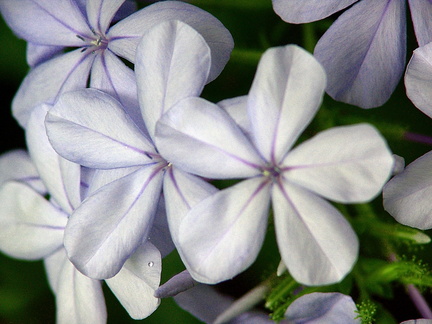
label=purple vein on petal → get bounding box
[166,167,190,210]
[282,155,376,171]
[53,51,95,104]
[30,0,91,38]
[165,126,263,170]
[99,51,122,104]
[199,178,269,267]
[82,163,165,267]
[53,118,156,161]
[20,222,65,231]
[276,180,337,266]
[270,60,294,165]
[335,1,393,97]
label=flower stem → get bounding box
[403,132,432,146]
[407,284,432,319]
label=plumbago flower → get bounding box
[0,104,163,323]
[155,45,394,285]
[0,0,233,127]
[45,20,218,280]
[271,0,432,108]
[383,149,432,230]
[405,42,432,120]
[383,44,432,230]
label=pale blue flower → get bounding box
[272,0,432,108]
[384,149,432,230]
[0,104,162,323]
[285,292,360,324]
[155,44,394,285]
[0,0,233,127]
[45,20,218,280]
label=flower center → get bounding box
[262,165,282,180]
[76,31,108,54]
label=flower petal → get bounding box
[55,251,107,324]
[44,248,67,293]
[46,89,155,169]
[26,43,64,67]
[156,97,263,179]
[147,197,175,258]
[108,1,233,82]
[163,167,217,264]
[64,165,164,279]
[155,270,198,298]
[248,45,326,163]
[86,0,125,35]
[285,292,360,323]
[283,124,393,203]
[0,0,91,46]
[273,181,359,285]
[178,178,271,284]
[218,96,251,138]
[106,242,161,319]
[174,285,233,323]
[0,149,44,192]
[405,42,432,118]
[90,51,145,131]
[174,284,276,323]
[13,49,94,128]
[0,181,67,260]
[135,20,210,139]
[314,0,406,108]
[272,0,357,23]
[408,0,432,46]
[27,104,81,213]
[383,150,432,229]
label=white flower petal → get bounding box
[273,181,359,285]
[27,104,81,213]
[285,292,360,323]
[156,97,263,179]
[56,253,106,324]
[384,150,432,230]
[0,0,91,46]
[0,149,44,192]
[64,165,164,279]
[136,20,210,139]
[178,178,271,284]
[86,0,125,35]
[46,89,155,169]
[408,0,432,46]
[163,167,218,244]
[405,42,432,119]
[248,45,326,163]
[108,1,233,82]
[272,0,357,23]
[0,181,67,260]
[218,96,251,138]
[90,51,145,131]
[283,124,393,203]
[12,49,94,128]
[314,0,406,108]
[106,242,161,319]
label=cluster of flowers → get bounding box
[1,0,432,323]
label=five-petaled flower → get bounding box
[155,45,394,285]
[0,0,233,127]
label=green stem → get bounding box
[230,48,264,66]
[302,23,316,53]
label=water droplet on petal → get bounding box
[148,261,154,267]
